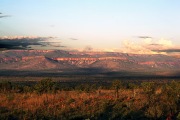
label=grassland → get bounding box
[0,77,179,120]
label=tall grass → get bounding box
[0,80,179,119]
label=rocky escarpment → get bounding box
[0,50,180,72]
[0,57,20,63]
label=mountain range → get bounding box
[0,50,180,77]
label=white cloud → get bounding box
[122,38,175,54]
[143,38,153,44]
[158,38,173,47]
[122,40,155,54]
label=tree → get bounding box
[161,81,180,119]
[34,78,56,94]
[112,80,123,99]
[128,83,139,97]
[0,81,12,92]
[141,82,163,119]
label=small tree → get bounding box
[161,81,180,118]
[141,82,156,101]
[0,81,12,92]
[34,78,56,94]
[141,82,164,119]
[128,83,139,97]
[112,80,123,99]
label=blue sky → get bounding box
[0,0,180,52]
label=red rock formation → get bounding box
[139,61,155,65]
[53,57,127,61]
[22,56,46,61]
[0,57,20,62]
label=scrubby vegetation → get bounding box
[0,78,179,120]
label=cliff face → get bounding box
[53,57,127,61]
[22,56,47,61]
[0,57,20,63]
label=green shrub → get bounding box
[177,112,180,120]
[6,94,15,101]
[75,84,96,93]
[0,81,12,92]
[34,78,56,94]
[112,80,123,99]
[23,86,33,93]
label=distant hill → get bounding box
[0,50,180,76]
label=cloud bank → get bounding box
[122,38,179,54]
[0,36,64,50]
[0,12,11,18]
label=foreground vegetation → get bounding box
[0,78,180,120]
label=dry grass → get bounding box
[0,89,145,114]
[1,87,177,119]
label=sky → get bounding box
[0,0,180,54]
